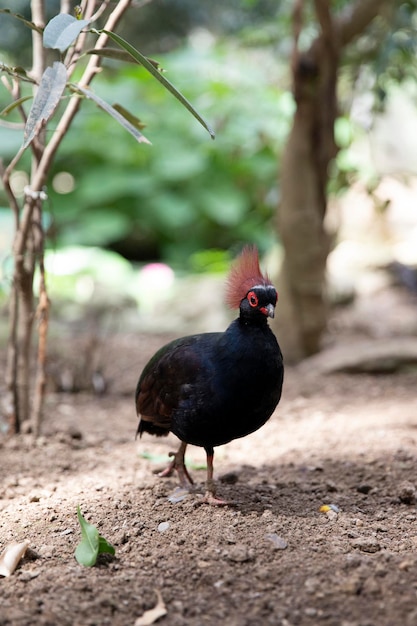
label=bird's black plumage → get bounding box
[135,247,284,504]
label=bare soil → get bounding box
[1,294,417,626]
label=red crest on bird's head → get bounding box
[225,246,273,309]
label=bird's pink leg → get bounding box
[158,440,194,487]
[202,452,230,506]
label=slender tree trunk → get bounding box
[275,0,338,362]
[274,0,397,363]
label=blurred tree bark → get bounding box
[275,0,395,362]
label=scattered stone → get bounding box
[167,487,189,504]
[37,545,53,559]
[265,533,288,550]
[157,521,170,532]
[226,544,253,563]
[325,509,339,521]
[362,576,381,596]
[304,607,317,617]
[398,559,414,571]
[326,480,338,492]
[114,531,129,545]
[304,577,321,594]
[224,532,237,544]
[351,537,381,553]
[357,484,372,494]
[18,569,41,582]
[339,574,363,595]
[68,426,83,440]
[398,481,417,505]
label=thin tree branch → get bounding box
[1,146,25,228]
[314,0,333,41]
[14,0,133,265]
[32,220,49,437]
[64,0,111,74]
[31,0,46,82]
[337,0,394,47]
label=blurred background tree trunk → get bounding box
[275,0,396,363]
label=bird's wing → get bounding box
[135,336,208,437]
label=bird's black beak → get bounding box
[263,303,275,319]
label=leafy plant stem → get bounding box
[4,0,134,433]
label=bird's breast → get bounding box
[170,327,283,448]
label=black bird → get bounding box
[135,246,284,504]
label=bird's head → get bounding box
[225,246,278,322]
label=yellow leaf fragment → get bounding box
[0,540,30,577]
[134,589,167,626]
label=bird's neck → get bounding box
[237,314,269,328]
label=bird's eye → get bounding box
[247,291,258,307]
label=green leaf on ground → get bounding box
[75,506,115,567]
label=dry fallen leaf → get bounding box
[0,540,30,577]
[134,589,167,626]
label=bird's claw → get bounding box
[197,478,234,506]
[158,449,194,486]
[199,492,232,506]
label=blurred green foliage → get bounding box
[43,40,293,266]
[2,1,416,272]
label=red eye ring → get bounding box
[247,291,258,307]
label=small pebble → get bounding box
[352,537,381,553]
[398,481,417,505]
[168,487,189,504]
[226,544,253,563]
[325,509,338,521]
[157,522,170,533]
[114,531,129,545]
[357,484,372,494]
[265,533,288,550]
[19,569,41,582]
[305,608,317,617]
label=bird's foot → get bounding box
[200,491,231,506]
[158,449,194,487]
[198,478,233,506]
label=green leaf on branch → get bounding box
[0,9,43,33]
[75,506,115,567]
[0,63,37,84]
[85,47,139,64]
[112,104,146,130]
[0,96,33,118]
[44,13,91,52]
[23,61,67,149]
[87,48,164,72]
[72,84,151,144]
[95,29,215,140]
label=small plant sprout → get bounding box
[75,506,115,567]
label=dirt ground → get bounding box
[1,285,417,626]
